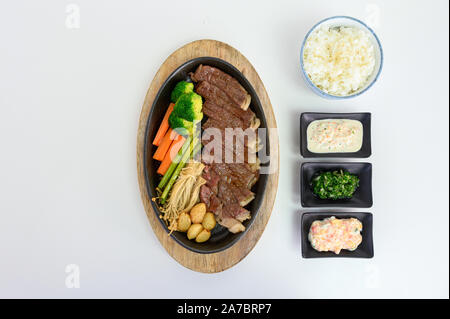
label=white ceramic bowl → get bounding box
[300,16,383,99]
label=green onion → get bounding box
[157,136,192,190]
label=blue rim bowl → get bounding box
[300,16,384,99]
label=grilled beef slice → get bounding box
[203,99,256,127]
[191,64,251,110]
[194,65,260,234]
[202,118,262,158]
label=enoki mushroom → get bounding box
[160,161,205,233]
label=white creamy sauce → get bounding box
[307,119,363,153]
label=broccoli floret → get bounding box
[168,112,193,136]
[173,92,203,122]
[170,81,194,103]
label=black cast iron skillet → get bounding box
[143,57,269,254]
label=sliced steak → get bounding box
[202,169,255,207]
[207,163,256,190]
[194,66,260,235]
[200,184,223,216]
[216,205,249,233]
[191,65,251,110]
[196,81,233,109]
[216,216,245,234]
[217,180,254,207]
[199,184,212,208]
[200,164,255,233]
[202,118,261,163]
[209,99,256,127]
[201,165,220,194]
[235,208,251,223]
[202,100,246,129]
[202,133,255,166]
[227,162,260,186]
[209,194,223,215]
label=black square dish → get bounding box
[301,212,374,258]
[301,162,373,207]
[300,112,371,158]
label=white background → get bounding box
[0,0,448,299]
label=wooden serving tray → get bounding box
[136,39,279,273]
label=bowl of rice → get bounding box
[300,16,383,99]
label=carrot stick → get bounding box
[157,135,186,175]
[152,103,174,146]
[153,128,177,161]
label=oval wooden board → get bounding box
[137,39,279,273]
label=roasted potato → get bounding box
[187,224,203,240]
[195,229,211,243]
[202,212,216,231]
[190,203,206,224]
[177,213,191,232]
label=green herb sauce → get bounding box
[311,170,359,200]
